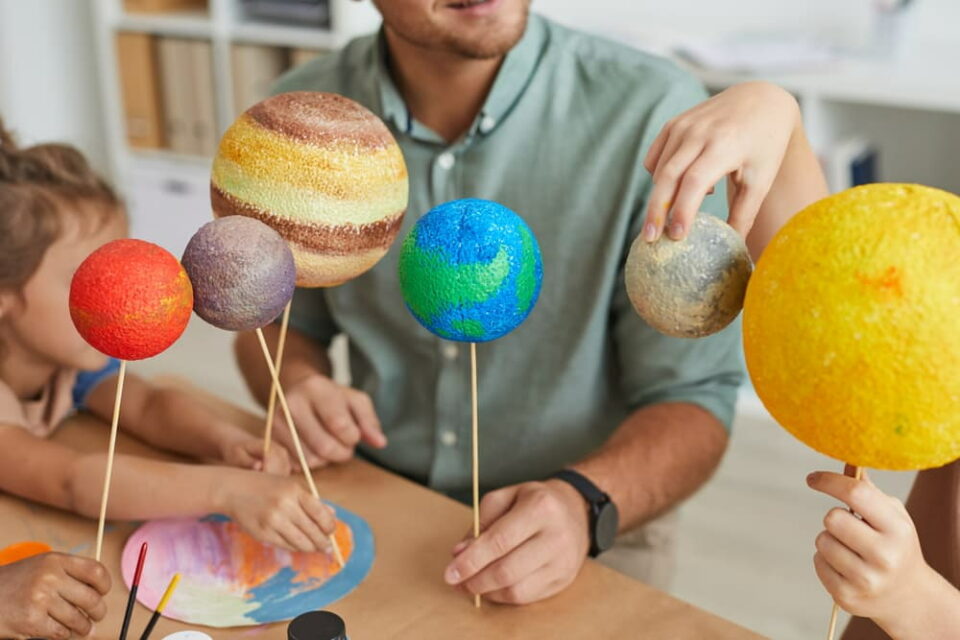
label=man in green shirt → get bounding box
[236,0,826,604]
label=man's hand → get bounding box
[444,480,591,605]
[272,374,387,469]
[0,553,111,640]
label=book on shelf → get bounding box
[155,37,218,157]
[232,44,290,116]
[123,0,208,14]
[189,39,218,157]
[115,32,166,149]
[157,37,197,154]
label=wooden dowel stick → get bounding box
[255,328,345,567]
[263,301,292,459]
[94,360,127,562]
[471,342,481,609]
[826,465,863,640]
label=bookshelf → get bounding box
[90,0,380,255]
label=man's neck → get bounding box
[384,29,504,143]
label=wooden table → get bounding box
[0,394,765,639]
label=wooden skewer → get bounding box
[826,465,863,640]
[263,301,292,459]
[471,342,481,610]
[254,327,345,567]
[94,360,127,562]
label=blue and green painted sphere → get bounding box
[398,198,543,343]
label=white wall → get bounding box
[0,0,106,170]
[535,0,960,52]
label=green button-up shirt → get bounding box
[274,15,744,502]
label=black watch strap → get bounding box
[552,469,606,505]
[550,469,617,558]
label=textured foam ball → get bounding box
[398,199,543,343]
[625,213,753,338]
[70,239,193,360]
[211,91,408,288]
[181,217,296,332]
[744,183,960,470]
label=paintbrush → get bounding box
[120,542,148,640]
[138,573,181,640]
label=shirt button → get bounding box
[440,430,458,447]
[479,114,496,133]
[442,344,459,361]
[437,152,455,170]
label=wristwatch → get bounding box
[550,469,619,558]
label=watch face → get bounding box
[595,502,619,552]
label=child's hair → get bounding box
[0,118,125,294]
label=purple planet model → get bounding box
[182,216,296,332]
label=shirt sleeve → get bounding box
[286,287,342,346]
[612,72,745,431]
[72,358,122,411]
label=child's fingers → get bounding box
[807,471,899,533]
[645,137,705,237]
[277,520,315,553]
[301,493,337,535]
[291,508,330,554]
[823,507,881,562]
[49,597,93,638]
[727,181,766,237]
[813,551,846,601]
[59,579,107,622]
[643,123,672,174]
[62,556,111,595]
[815,530,868,579]
[32,616,72,640]
[666,148,730,239]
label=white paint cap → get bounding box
[161,632,213,640]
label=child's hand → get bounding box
[643,81,801,241]
[222,470,337,554]
[807,469,940,627]
[0,552,111,640]
[272,374,386,469]
[221,436,292,475]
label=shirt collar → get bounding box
[375,13,548,142]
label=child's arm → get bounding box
[83,371,290,474]
[642,81,829,259]
[808,470,960,640]
[0,552,110,640]
[0,425,335,553]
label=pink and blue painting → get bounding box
[121,505,373,628]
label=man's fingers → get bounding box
[478,486,521,532]
[462,535,551,596]
[445,498,538,585]
[349,391,386,449]
[484,564,563,606]
[49,597,93,638]
[807,471,899,533]
[62,556,111,595]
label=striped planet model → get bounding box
[211,91,409,287]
